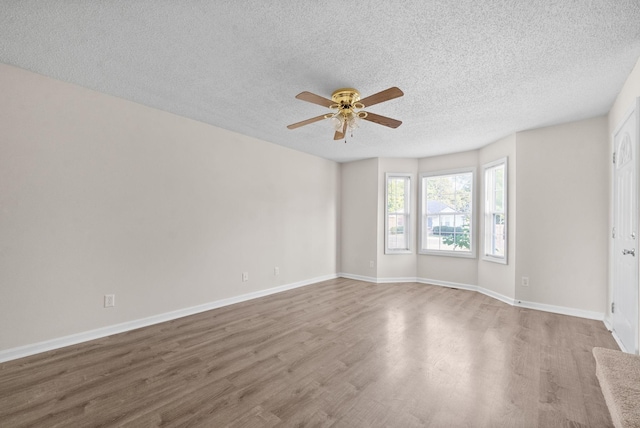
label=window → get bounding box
[483,158,507,263]
[420,169,475,257]
[385,173,411,254]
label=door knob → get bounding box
[623,248,636,256]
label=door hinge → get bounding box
[612,227,616,238]
[611,302,615,313]
[613,152,616,164]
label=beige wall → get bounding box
[609,57,640,133]
[477,134,517,299]
[340,158,379,278]
[515,116,609,312]
[0,64,340,351]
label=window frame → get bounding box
[482,157,508,264]
[419,167,476,258]
[385,173,412,254]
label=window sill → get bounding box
[481,255,507,264]
[419,250,476,259]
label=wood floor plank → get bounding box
[0,278,619,427]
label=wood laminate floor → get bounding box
[0,278,619,427]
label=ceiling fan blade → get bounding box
[358,87,404,108]
[334,120,347,140]
[287,114,327,130]
[295,91,334,108]
[362,112,403,128]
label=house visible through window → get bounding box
[385,173,411,254]
[420,169,475,257]
[483,158,507,263]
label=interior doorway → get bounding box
[612,98,640,354]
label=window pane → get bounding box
[387,178,406,214]
[386,174,410,253]
[491,166,502,188]
[421,171,473,255]
[492,213,505,255]
[455,173,472,192]
[494,190,504,212]
[483,160,507,261]
[387,213,408,250]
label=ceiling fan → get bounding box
[287,87,404,141]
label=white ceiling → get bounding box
[1,1,639,162]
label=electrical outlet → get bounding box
[104,294,115,308]
[369,261,374,268]
[274,267,279,276]
[521,276,529,287]
[242,272,249,282]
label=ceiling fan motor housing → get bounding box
[331,88,365,117]
[331,88,360,106]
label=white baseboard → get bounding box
[514,299,604,321]
[374,276,418,284]
[416,277,477,292]
[339,273,420,284]
[477,286,516,306]
[610,330,628,353]
[342,274,604,322]
[338,272,380,283]
[603,316,629,352]
[0,273,338,364]
[603,316,613,331]
[417,277,516,306]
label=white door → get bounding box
[612,99,639,354]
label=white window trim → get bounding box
[419,167,476,258]
[385,173,412,254]
[482,157,508,264]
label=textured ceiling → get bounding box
[1,1,640,162]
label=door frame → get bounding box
[609,97,640,354]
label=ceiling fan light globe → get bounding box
[329,116,343,131]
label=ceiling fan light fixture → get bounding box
[326,89,368,138]
[329,115,343,131]
[287,86,403,140]
[347,113,360,129]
